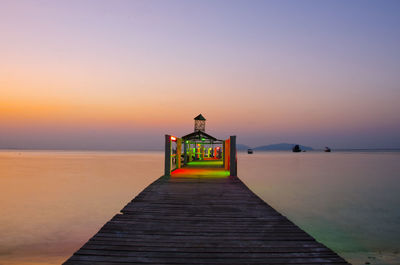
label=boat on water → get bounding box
[292,145,302,152]
[324,147,331,152]
[247,149,253,154]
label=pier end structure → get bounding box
[63,114,349,265]
[164,114,237,176]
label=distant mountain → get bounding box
[253,143,313,151]
[237,144,251,151]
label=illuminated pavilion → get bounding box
[164,114,237,177]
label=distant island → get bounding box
[237,143,313,151]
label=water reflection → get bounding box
[0,151,163,264]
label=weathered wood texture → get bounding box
[64,167,349,265]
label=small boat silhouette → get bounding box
[324,147,331,152]
[247,149,253,154]
[292,145,301,152]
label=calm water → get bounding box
[0,151,399,265]
[238,152,400,265]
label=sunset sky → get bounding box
[1,0,400,150]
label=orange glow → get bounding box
[0,96,191,129]
[1,77,394,140]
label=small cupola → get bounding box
[194,114,206,132]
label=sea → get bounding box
[0,150,399,265]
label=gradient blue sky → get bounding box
[1,0,400,149]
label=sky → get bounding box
[1,0,400,150]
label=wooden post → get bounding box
[189,145,193,162]
[177,138,182,168]
[222,141,225,167]
[183,141,187,165]
[224,139,230,171]
[164,134,171,176]
[229,136,237,177]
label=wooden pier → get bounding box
[64,161,348,264]
[64,116,348,264]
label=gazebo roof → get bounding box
[182,130,220,142]
[194,114,206,121]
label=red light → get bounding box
[171,136,177,141]
[217,147,220,150]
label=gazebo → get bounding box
[182,114,223,162]
[164,114,237,177]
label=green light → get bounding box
[201,138,205,141]
[187,161,223,167]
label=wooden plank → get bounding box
[67,254,347,264]
[87,238,327,247]
[74,249,342,258]
[86,243,328,251]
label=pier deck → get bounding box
[64,162,348,264]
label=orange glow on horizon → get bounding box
[1,94,390,136]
